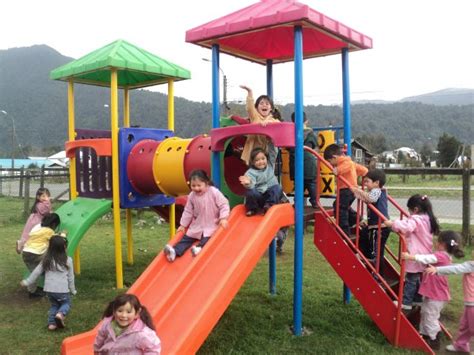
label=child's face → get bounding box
[328,157,337,166]
[114,302,139,328]
[190,179,208,195]
[364,177,380,191]
[39,193,50,202]
[257,98,272,117]
[252,152,268,170]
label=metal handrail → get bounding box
[304,146,409,346]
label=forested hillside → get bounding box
[0,45,472,156]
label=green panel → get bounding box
[50,39,191,88]
[218,117,244,208]
[55,197,112,256]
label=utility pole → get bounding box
[223,75,230,114]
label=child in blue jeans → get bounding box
[239,147,282,216]
[21,235,76,330]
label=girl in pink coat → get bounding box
[94,294,161,354]
[385,194,440,311]
[402,231,464,350]
[427,253,474,353]
[17,187,52,253]
[164,169,230,262]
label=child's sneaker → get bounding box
[164,245,176,262]
[191,246,202,257]
[48,324,57,331]
[445,344,462,352]
[55,312,65,328]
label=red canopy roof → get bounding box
[186,0,372,65]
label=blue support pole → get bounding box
[266,59,277,295]
[211,44,221,188]
[341,47,352,304]
[293,25,304,336]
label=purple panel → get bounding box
[74,129,112,199]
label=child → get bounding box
[20,235,76,330]
[351,169,390,274]
[163,170,229,262]
[288,111,318,208]
[384,194,440,311]
[16,187,52,253]
[239,147,282,216]
[239,85,280,166]
[426,252,474,353]
[94,294,161,354]
[402,231,464,350]
[323,144,368,236]
[21,212,61,298]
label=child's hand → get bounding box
[425,265,437,275]
[359,220,368,228]
[15,240,22,254]
[401,252,411,260]
[71,290,77,296]
[59,230,67,237]
[239,175,251,186]
[332,167,337,175]
[239,85,251,93]
[383,220,393,228]
[219,219,228,229]
[177,226,186,233]
[20,280,27,288]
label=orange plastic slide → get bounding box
[61,204,294,354]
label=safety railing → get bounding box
[305,146,409,346]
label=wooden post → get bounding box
[23,171,30,220]
[462,158,472,245]
[19,166,25,197]
[40,165,45,188]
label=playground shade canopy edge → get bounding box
[185,0,372,64]
[50,39,191,88]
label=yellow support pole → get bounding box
[124,88,133,265]
[168,79,176,239]
[111,69,124,288]
[67,80,81,275]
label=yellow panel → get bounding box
[318,130,336,197]
[281,148,294,194]
[153,137,192,197]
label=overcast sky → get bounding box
[1,0,473,105]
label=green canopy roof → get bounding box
[50,40,191,89]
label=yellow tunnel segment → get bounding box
[153,137,192,197]
[318,130,336,197]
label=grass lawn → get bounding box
[0,196,470,354]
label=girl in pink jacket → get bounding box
[17,187,52,253]
[94,294,161,354]
[402,231,464,350]
[164,169,230,262]
[385,194,440,311]
[427,254,474,353]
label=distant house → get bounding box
[393,147,421,162]
[351,139,374,166]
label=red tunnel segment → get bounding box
[127,139,162,195]
[183,134,211,182]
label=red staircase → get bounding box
[313,211,433,353]
[305,146,447,355]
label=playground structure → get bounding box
[47,1,443,354]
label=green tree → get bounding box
[420,142,433,167]
[436,133,462,167]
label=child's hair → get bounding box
[438,230,464,258]
[254,95,275,111]
[323,144,342,160]
[42,235,68,271]
[31,187,50,214]
[365,169,386,188]
[249,147,268,168]
[290,111,307,123]
[189,169,213,186]
[406,194,440,235]
[272,108,282,121]
[41,213,60,230]
[103,294,155,330]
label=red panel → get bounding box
[183,135,212,182]
[127,140,161,195]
